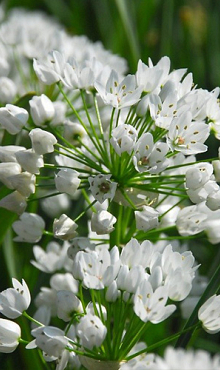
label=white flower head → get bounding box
[0,278,31,319]
[88,174,117,204]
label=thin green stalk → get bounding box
[126,323,200,361]
[80,90,105,156]
[57,82,104,157]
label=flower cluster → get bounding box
[0,6,220,370]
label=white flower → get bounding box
[136,57,170,93]
[154,346,220,369]
[12,212,45,243]
[73,246,120,289]
[135,206,160,232]
[88,174,117,203]
[0,145,26,162]
[29,94,55,126]
[62,120,87,145]
[133,280,176,323]
[50,273,79,294]
[0,190,27,215]
[29,128,57,154]
[15,149,44,174]
[110,124,138,156]
[7,172,36,197]
[91,210,116,234]
[0,278,31,319]
[176,205,207,236]
[77,313,107,350]
[0,104,28,134]
[56,291,83,322]
[95,70,142,109]
[0,319,21,353]
[53,214,78,240]
[0,162,22,188]
[185,163,213,190]
[198,294,220,334]
[167,112,210,155]
[55,169,80,196]
[31,241,71,273]
[133,133,169,173]
[33,50,66,85]
[206,189,220,211]
[31,326,69,358]
[0,77,17,103]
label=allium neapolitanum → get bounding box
[0,7,220,370]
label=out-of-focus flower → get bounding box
[12,212,45,243]
[198,294,220,334]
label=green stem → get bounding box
[126,323,200,361]
[22,311,44,327]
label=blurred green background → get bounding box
[3,0,220,89]
[1,0,220,368]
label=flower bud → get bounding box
[0,104,29,134]
[55,169,80,196]
[0,319,21,353]
[56,291,83,322]
[29,128,57,154]
[0,162,21,188]
[15,149,44,174]
[91,210,116,234]
[77,313,107,350]
[8,172,36,197]
[0,145,26,162]
[29,94,55,126]
[0,190,27,215]
[53,214,78,240]
[135,206,159,231]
